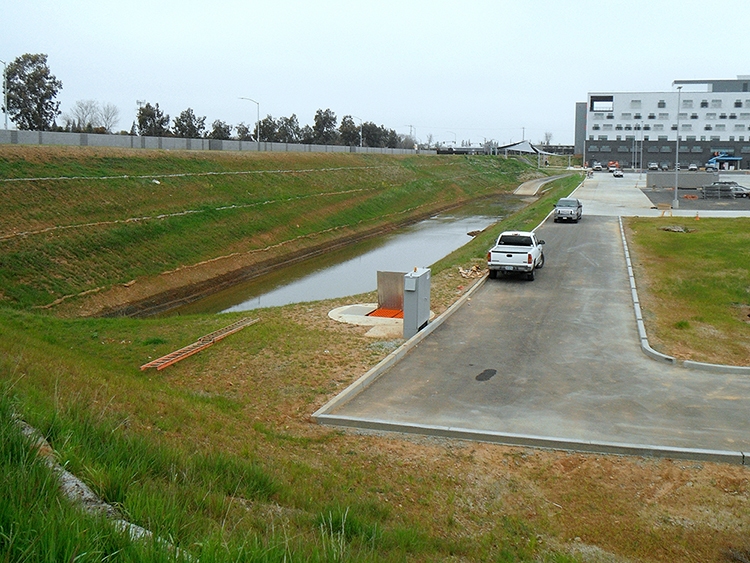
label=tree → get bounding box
[339,115,360,146]
[208,119,232,140]
[542,131,553,145]
[136,102,170,136]
[277,114,301,143]
[313,108,338,145]
[99,103,120,133]
[172,108,206,138]
[257,115,278,142]
[5,53,62,130]
[236,122,253,141]
[62,99,98,131]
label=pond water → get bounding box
[172,195,523,314]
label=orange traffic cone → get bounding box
[695,212,700,220]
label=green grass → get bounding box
[626,216,750,365]
[0,149,536,310]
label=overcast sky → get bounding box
[3,0,750,146]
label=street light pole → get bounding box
[0,59,8,130]
[239,97,260,150]
[673,86,682,209]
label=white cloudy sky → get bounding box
[3,0,749,145]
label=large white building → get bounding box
[575,76,750,170]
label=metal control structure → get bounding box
[403,268,431,339]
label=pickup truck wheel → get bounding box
[488,269,497,279]
[526,269,535,281]
[536,253,545,269]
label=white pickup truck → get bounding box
[486,230,545,281]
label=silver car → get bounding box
[553,198,583,223]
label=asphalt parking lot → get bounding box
[314,171,750,462]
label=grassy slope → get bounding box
[1,148,749,562]
[0,146,531,312]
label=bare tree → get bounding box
[542,131,553,145]
[63,99,99,131]
[99,103,120,133]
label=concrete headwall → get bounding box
[0,129,434,156]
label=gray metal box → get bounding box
[403,268,431,339]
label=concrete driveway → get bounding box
[314,171,750,463]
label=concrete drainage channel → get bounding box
[313,213,749,465]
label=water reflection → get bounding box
[173,196,521,314]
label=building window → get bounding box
[682,99,694,109]
[678,112,688,120]
[730,113,737,119]
[634,113,642,120]
[602,124,613,130]
[616,135,622,141]
[681,124,692,131]
[700,100,709,108]
[654,124,664,131]
[618,145,629,152]
[598,136,608,141]
[736,100,743,108]
[660,145,671,152]
[691,113,698,119]
[705,125,713,130]
[711,99,722,108]
[643,135,649,141]
[710,136,720,141]
[624,124,632,130]
[719,113,728,119]
[592,124,601,130]
[647,146,659,153]
[621,112,632,120]
[716,124,726,131]
[615,124,623,130]
[648,113,656,119]
[686,136,696,142]
[631,99,642,108]
[588,145,599,152]
[625,135,635,140]
[658,136,668,141]
[741,113,750,120]
[691,145,702,152]
[735,124,745,131]
[730,136,735,141]
[606,113,614,119]
[657,100,666,108]
[741,136,745,142]
[593,113,605,120]
[589,135,595,140]
[706,113,717,120]
[700,136,706,141]
[643,124,651,130]
[600,145,611,151]
[658,113,669,120]
[742,146,750,154]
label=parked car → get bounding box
[648,162,659,170]
[731,185,750,198]
[592,162,603,171]
[612,169,624,177]
[688,163,698,171]
[553,198,583,223]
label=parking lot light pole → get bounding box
[0,59,8,130]
[673,86,682,209]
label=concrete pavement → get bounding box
[314,170,750,463]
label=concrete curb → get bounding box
[618,217,750,374]
[312,275,488,419]
[314,415,746,465]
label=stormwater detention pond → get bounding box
[173,196,523,315]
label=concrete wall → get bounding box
[0,129,434,156]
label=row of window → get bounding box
[588,145,750,154]
[592,112,750,120]
[627,99,749,109]
[590,135,748,143]
[593,123,748,132]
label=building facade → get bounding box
[578,76,750,170]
